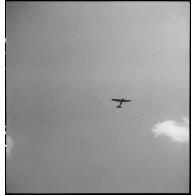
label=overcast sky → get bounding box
[6,2,189,193]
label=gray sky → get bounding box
[6,2,189,193]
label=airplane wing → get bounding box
[112,99,121,102]
[123,99,131,102]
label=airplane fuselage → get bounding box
[117,98,124,108]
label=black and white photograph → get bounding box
[6,1,190,193]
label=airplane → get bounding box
[111,98,131,108]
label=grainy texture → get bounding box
[6,2,189,193]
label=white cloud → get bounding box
[182,116,189,126]
[151,116,189,143]
[6,136,14,157]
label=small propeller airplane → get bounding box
[111,98,131,108]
